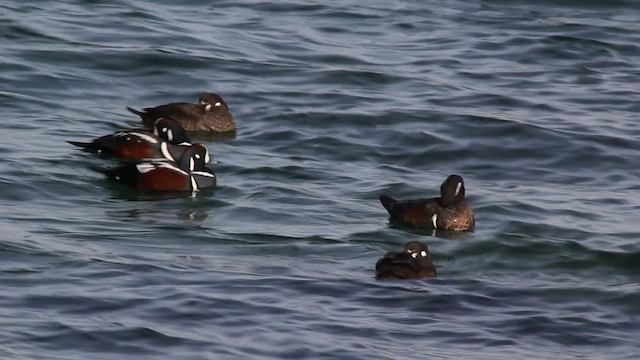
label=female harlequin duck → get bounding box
[92,144,216,193]
[67,118,198,162]
[379,174,475,231]
[127,93,236,132]
[375,241,437,280]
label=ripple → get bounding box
[2,0,640,359]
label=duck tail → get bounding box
[126,106,144,116]
[88,165,109,175]
[379,194,398,213]
[67,140,91,148]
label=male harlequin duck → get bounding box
[92,144,216,193]
[375,241,437,280]
[67,118,198,162]
[127,93,236,132]
[379,174,475,231]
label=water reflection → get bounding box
[386,222,475,240]
[189,130,237,143]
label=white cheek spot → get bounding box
[421,251,427,257]
[411,252,417,259]
[189,158,195,172]
[214,101,221,107]
[455,182,462,196]
[166,129,173,142]
[431,214,438,228]
[205,104,212,111]
[195,153,201,159]
[115,176,120,180]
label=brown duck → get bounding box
[127,93,236,132]
[375,241,437,280]
[379,174,475,231]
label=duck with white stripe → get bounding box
[379,174,475,231]
[67,118,199,162]
[92,144,216,193]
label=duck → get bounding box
[379,174,475,231]
[92,144,216,193]
[375,241,437,279]
[67,118,197,162]
[127,93,236,132]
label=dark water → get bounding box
[2,0,640,359]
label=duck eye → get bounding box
[421,251,427,257]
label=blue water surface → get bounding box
[1,1,640,359]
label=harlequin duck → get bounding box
[375,241,437,280]
[127,93,236,132]
[92,144,216,193]
[67,118,198,162]
[379,174,475,231]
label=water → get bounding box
[2,1,640,359]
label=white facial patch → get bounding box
[431,214,438,228]
[455,182,462,196]
[189,157,195,171]
[411,252,417,259]
[421,251,427,257]
[214,101,221,107]
[166,129,173,142]
[205,104,212,111]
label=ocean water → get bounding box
[1,0,640,359]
